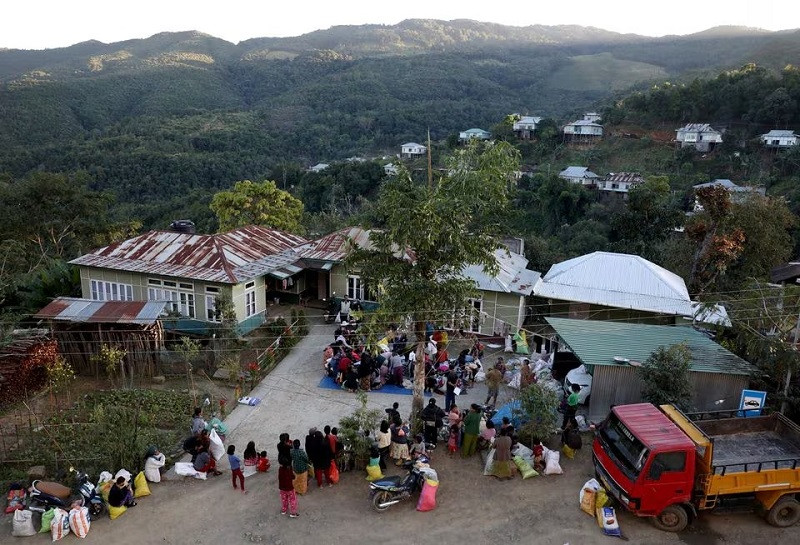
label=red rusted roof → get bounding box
[70,226,309,284]
[34,298,168,324]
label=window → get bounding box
[347,275,364,300]
[90,279,133,301]
[205,286,220,322]
[147,278,195,318]
[649,451,687,479]
[245,281,257,318]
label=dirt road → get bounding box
[2,320,798,544]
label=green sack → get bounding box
[513,455,538,479]
[40,508,55,533]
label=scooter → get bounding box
[29,471,105,519]
[369,455,429,512]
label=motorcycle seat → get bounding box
[35,481,71,500]
[371,475,404,488]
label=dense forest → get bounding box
[2,21,800,322]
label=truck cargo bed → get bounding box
[694,414,800,474]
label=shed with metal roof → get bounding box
[546,317,753,422]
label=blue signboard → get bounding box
[739,389,767,417]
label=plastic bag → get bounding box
[475,370,486,382]
[107,504,127,520]
[562,444,576,459]
[365,465,383,482]
[581,487,597,515]
[513,455,538,479]
[416,479,439,511]
[544,449,563,475]
[5,488,25,513]
[12,509,37,537]
[483,448,496,476]
[579,478,601,504]
[51,508,70,540]
[133,471,151,498]
[208,429,225,460]
[68,506,91,538]
[329,460,340,484]
[596,488,609,510]
[596,506,622,537]
[40,507,56,533]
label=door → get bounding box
[638,451,693,515]
[468,298,482,333]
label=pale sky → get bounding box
[2,0,796,50]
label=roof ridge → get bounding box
[212,236,238,283]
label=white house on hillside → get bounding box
[400,142,427,158]
[760,130,798,149]
[583,112,602,123]
[512,116,543,139]
[675,123,723,152]
[459,128,491,142]
[598,172,644,199]
[559,166,600,186]
[563,119,603,142]
[307,163,330,173]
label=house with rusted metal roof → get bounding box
[69,225,309,335]
[300,227,540,333]
[597,172,644,201]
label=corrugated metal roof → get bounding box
[461,248,541,296]
[546,317,752,375]
[762,130,798,137]
[300,227,370,262]
[534,252,694,316]
[605,172,643,184]
[70,226,308,284]
[34,297,168,324]
[559,166,599,179]
[568,119,602,127]
[677,123,719,133]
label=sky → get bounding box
[2,0,797,50]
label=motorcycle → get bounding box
[29,471,105,519]
[369,455,429,512]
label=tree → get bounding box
[638,343,692,410]
[347,141,519,417]
[210,180,304,233]
[515,383,560,446]
[92,344,129,389]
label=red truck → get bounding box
[593,403,800,532]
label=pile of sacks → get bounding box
[97,469,152,520]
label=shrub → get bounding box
[638,343,692,410]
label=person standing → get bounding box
[278,459,299,518]
[308,430,332,487]
[562,384,581,430]
[191,407,206,435]
[420,398,445,446]
[445,369,458,411]
[461,404,481,458]
[290,439,310,495]
[339,297,351,323]
[390,420,411,465]
[484,365,503,407]
[227,444,246,494]
[375,420,392,470]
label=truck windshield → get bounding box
[599,414,649,480]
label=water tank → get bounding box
[169,220,196,234]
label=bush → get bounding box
[338,392,382,469]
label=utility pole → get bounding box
[427,129,433,189]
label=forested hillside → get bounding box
[0,21,799,229]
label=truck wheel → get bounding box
[652,505,689,532]
[767,498,800,527]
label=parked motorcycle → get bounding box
[369,455,429,512]
[29,471,105,519]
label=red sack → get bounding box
[329,460,340,485]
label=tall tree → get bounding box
[210,180,304,233]
[347,141,519,416]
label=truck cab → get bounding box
[593,404,695,529]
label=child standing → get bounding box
[278,459,299,517]
[227,445,246,494]
[447,424,459,456]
